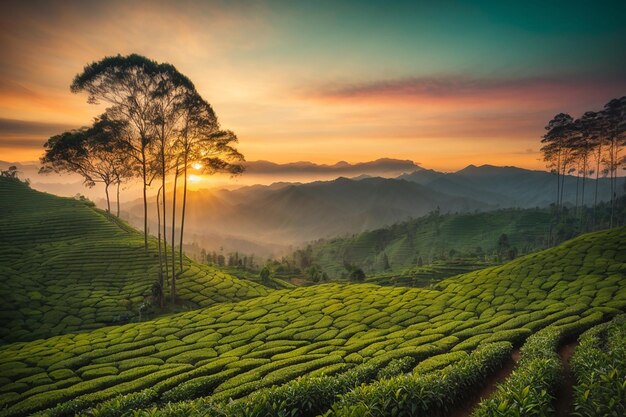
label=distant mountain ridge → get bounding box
[244,158,422,176]
[398,164,615,208]
[122,164,620,257]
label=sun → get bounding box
[192,162,202,170]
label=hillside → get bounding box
[120,165,617,258]
[124,176,494,255]
[0,178,269,344]
[307,208,553,276]
[0,226,624,416]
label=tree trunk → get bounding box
[593,145,601,226]
[171,166,179,289]
[104,183,111,213]
[556,150,561,217]
[560,163,566,215]
[116,181,121,217]
[179,156,188,272]
[574,167,580,217]
[610,140,616,227]
[161,149,169,299]
[142,147,148,251]
[156,187,164,309]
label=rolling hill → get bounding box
[305,208,554,277]
[0,217,624,415]
[0,178,269,344]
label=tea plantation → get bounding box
[0,179,624,417]
[0,178,268,344]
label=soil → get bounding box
[448,348,521,417]
[554,340,579,417]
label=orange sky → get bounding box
[1,1,625,172]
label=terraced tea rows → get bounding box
[570,315,626,417]
[0,226,624,416]
[310,208,552,276]
[0,178,268,344]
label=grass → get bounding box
[0,178,269,344]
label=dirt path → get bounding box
[554,340,579,417]
[449,348,521,417]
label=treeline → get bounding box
[541,96,625,230]
[39,54,244,305]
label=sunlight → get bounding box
[192,162,202,170]
[188,174,201,183]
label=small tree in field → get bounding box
[40,119,132,213]
[259,267,271,285]
[349,268,366,282]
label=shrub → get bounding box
[328,342,512,417]
[570,315,626,417]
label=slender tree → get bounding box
[602,97,626,226]
[176,100,244,274]
[541,113,574,217]
[572,111,596,225]
[149,67,197,301]
[156,185,164,308]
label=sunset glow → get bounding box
[0,1,625,172]
[188,174,201,184]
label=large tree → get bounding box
[71,54,164,250]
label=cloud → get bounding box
[311,74,626,108]
[0,118,77,150]
[0,118,76,136]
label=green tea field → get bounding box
[0,179,624,416]
[0,178,268,344]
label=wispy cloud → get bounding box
[312,74,625,106]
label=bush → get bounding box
[570,315,626,417]
[473,314,606,417]
[328,342,512,417]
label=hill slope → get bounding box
[0,178,269,344]
[0,226,624,415]
[308,208,553,276]
[125,176,493,255]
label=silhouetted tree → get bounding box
[601,97,626,226]
[541,113,574,217]
[0,165,18,178]
[71,54,165,251]
[41,120,131,213]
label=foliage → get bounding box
[570,315,626,417]
[0,185,625,416]
[472,316,606,417]
[328,342,512,417]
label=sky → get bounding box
[1,0,625,172]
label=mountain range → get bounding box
[122,164,619,257]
